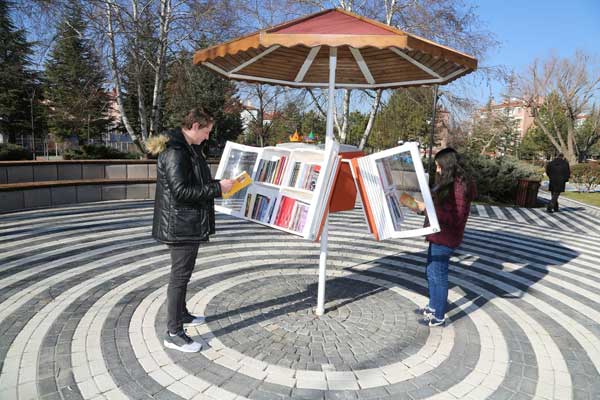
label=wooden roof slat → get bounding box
[194,9,476,88]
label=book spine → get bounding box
[296,203,309,232]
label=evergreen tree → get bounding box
[519,125,554,160]
[269,102,303,145]
[44,5,111,143]
[369,88,432,151]
[164,53,242,152]
[519,93,567,160]
[299,110,326,141]
[0,0,36,143]
[345,111,369,147]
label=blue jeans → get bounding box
[426,243,454,320]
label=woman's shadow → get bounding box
[204,227,579,340]
[393,227,579,324]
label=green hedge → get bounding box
[570,163,600,192]
[0,143,33,161]
[461,153,542,204]
[63,145,138,160]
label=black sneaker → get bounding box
[164,330,202,353]
[182,313,206,327]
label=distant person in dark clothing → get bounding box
[545,153,570,213]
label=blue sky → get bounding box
[471,0,600,103]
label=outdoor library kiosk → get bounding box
[215,140,439,241]
[196,8,476,316]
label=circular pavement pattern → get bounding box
[0,200,599,400]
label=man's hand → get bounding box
[219,179,234,194]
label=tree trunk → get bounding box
[357,0,394,151]
[339,89,351,143]
[131,0,149,143]
[150,0,171,137]
[106,1,144,153]
[358,90,382,150]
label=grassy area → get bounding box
[562,192,600,207]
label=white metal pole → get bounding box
[316,46,337,316]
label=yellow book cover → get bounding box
[222,170,252,199]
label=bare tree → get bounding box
[239,84,284,147]
[99,0,231,152]
[18,0,238,153]
[576,106,600,161]
[234,0,303,146]
[288,0,497,150]
[518,51,600,164]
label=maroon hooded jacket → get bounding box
[426,177,476,249]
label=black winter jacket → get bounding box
[152,128,222,244]
[546,158,570,193]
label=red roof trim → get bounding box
[269,9,395,35]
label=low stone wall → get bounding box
[0,159,158,184]
[0,179,157,212]
[0,160,220,213]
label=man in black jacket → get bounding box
[151,108,233,352]
[545,153,571,213]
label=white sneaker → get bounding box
[164,330,202,353]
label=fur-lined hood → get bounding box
[146,128,207,158]
[145,134,170,156]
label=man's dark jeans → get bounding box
[547,191,561,211]
[167,243,200,334]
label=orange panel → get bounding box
[329,151,364,213]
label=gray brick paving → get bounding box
[1,200,600,399]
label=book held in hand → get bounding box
[399,192,419,212]
[222,170,253,199]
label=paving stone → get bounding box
[4,201,600,400]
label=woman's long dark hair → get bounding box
[432,147,466,203]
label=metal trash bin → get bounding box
[515,179,540,208]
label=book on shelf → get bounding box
[214,140,341,240]
[256,156,288,185]
[274,195,309,232]
[289,163,320,191]
[385,192,404,230]
[376,160,394,188]
[248,193,272,222]
[222,170,253,199]
[244,192,252,217]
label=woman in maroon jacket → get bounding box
[415,148,476,327]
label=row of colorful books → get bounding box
[255,156,288,185]
[244,193,274,223]
[385,192,403,230]
[274,195,310,233]
[289,162,320,191]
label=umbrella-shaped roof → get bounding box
[193,8,477,89]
